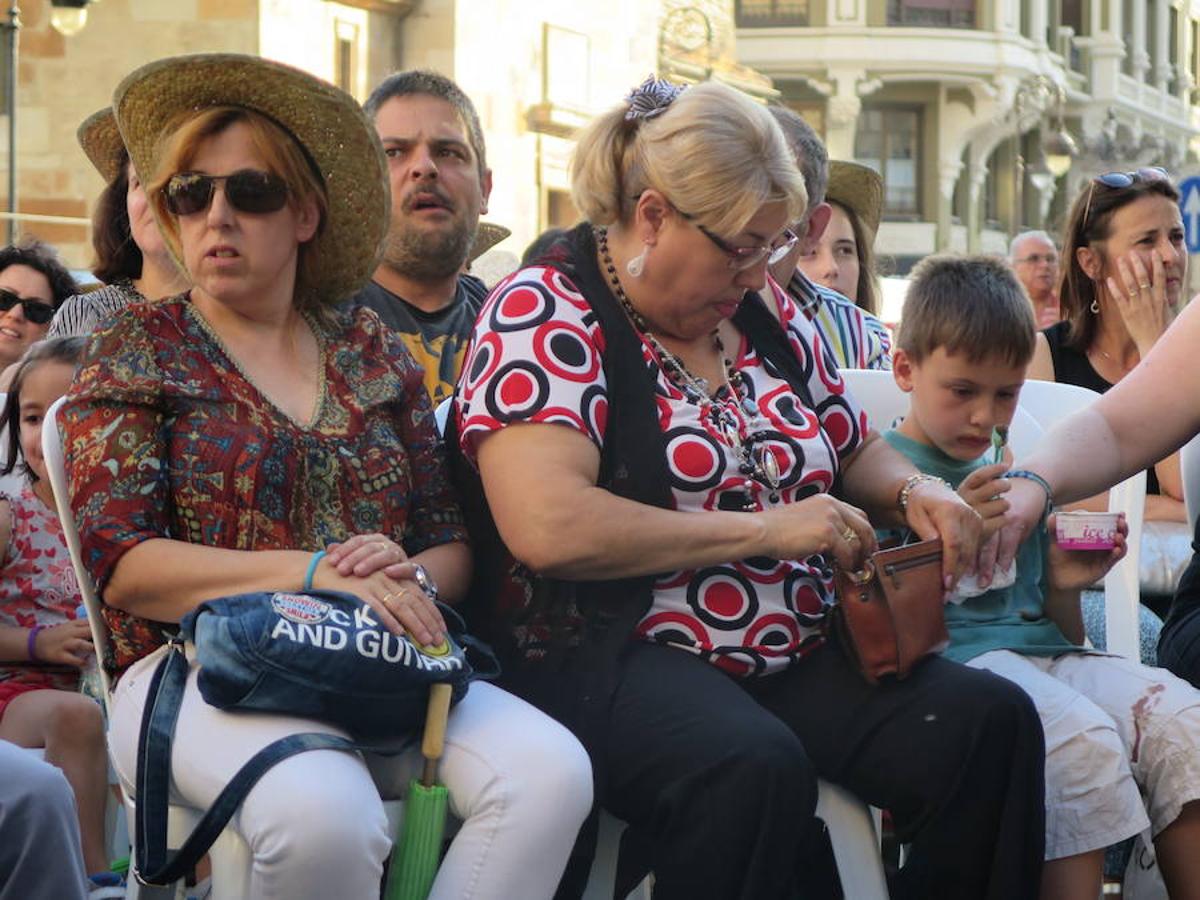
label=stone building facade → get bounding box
[1,0,687,269]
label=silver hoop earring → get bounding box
[1090,298,1100,314]
[626,245,648,278]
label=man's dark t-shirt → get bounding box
[345,274,488,405]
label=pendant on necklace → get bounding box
[757,445,782,504]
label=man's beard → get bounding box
[380,216,475,281]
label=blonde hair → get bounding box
[571,81,806,236]
[147,106,330,315]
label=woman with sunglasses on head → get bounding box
[452,77,1046,899]
[0,240,77,369]
[60,55,591,900]
[991,169,1200,899]
[1029,168,1187,525]
[48,109,189,339]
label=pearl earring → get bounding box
[626,244,648,278]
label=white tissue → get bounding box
[946,562,1017,605]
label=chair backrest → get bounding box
[1181,432,1200,528]
[840,368,1043,456]
[0,391,22,499]
[1015,379,1144,659]
[41,395,114,706]
[840,369,1144,660]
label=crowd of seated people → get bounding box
[6,51,1200,900]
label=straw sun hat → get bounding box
[467,222,511,264]
[77,107,125,183]
[825,160,884,242]
[112,53,389,304]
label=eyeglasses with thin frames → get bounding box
[678,211,798,271]
[1014,253,1059,266]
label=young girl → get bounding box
[0,337,113,887]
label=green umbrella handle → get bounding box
[420,683,453,787]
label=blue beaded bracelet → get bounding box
[303,550,326,591]
[1004,469,1053,521]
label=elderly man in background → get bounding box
[1010,230,1061,328]
[346,70,493,405]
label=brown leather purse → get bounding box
[831,538,949,684]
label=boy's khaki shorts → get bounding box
[969,648,1200,859]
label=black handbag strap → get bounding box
[133,639,415,887]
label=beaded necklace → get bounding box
[594,226,781,507]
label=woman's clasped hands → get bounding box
[317,533,445,648]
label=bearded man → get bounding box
[347,70,493,404]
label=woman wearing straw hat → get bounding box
[61,54,591,900]
[796,159,884,316]
[48,109,189,339]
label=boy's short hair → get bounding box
[897,254,1036,368]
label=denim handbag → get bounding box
[133,590,499,887]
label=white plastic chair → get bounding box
[43,397,255,898]
[1180,431,1200,529]
[580,782,887,900]
[841,369,1144,661]
[1014,379,1145,661]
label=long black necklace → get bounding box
[595,226,781,507]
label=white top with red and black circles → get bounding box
[457,265,868,677]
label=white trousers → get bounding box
[109,644,593,900]
[970,650,1200,859]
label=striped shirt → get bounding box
[784,272,892,371]
[48,280,144,339]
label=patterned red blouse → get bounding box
[63,296,467,676]
[458,266,868,677]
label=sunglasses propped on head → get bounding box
[1082,166,1172,230]
[1092,166,1169,189]
[163,169,290,217]
[0,289,55,325]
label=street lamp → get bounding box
[1041,125,1078,178]
[1010,75,1076,234]
[49,0,94,37]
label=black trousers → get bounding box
[594,637,1045,900]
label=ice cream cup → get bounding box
[1054,510,1120,550]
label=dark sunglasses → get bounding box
[163,169,290,217]
[0,288,55,325]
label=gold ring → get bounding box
[1129,289,1139,298]
[842,526,858,543]
[1139,282,1151,290]
[381,592,397,605]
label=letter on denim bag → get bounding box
[271,619,298,642]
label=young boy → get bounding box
[887,254,1200,900]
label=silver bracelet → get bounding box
[411,563,439,603]
[897,473,951,516]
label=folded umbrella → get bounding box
[385,680,454,900]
